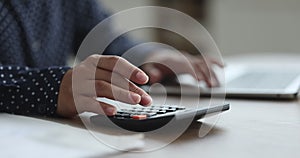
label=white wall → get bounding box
[208,0,300,55]
[99,0,300,55]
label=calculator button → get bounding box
[160,105,169,108]
[115,113,131,118]
[166,108,177,112]
[132,115,147,120]
[120,109,131,113]
[138,112,148,115]
[157,110,167,114]
[169,106,179,109]
[160,107,169,110]
[176,106,186,110]
[149,107,160,111]
[146,113,157,117]
[115,117,126,120]
[148,110,159,113]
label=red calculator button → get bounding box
[132,115,147,120]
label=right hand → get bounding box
[142,50,224,87]
[57,55,152,118]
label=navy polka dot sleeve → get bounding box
[0,66,70,116]
[0,0,152,117]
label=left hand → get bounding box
[141,50,224,87]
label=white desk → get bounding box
[1,53,300,158]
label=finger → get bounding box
[186,62,200,81]
[192,55,224,68]
[94,68,149,98]
[201,59,221,87]
[79,96,116,115]
[184,55,211,83]
[195,62,213,87]
[76,80,150,105]
[95,80,152,106]
[209,58,225,67]
[98,101,117,116]
[209,69,220,87]
[95,55,149,84]
[192,66,205,81]
[196,63,220,87]
[96,80,140,104]
[140,94,153,106]
[142,64,163,84]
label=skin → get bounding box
[142,50,223,87]
[57,55,152,117]
[57,52,223,118]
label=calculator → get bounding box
[90,103,230,132]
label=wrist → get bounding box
[57,69,77,117]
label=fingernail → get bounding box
[142,94,152,106]
[136,71,149,83]
[105,107,116,115]
[129,93,141,103]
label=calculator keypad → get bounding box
[114,105,186,120]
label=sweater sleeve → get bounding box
[0,66,70,116]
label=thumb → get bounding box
[142,64,163,84]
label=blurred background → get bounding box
[100,0,300,56]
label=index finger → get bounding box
[209,58,225,67]
[92,55,149,84]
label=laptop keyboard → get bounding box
[227,72,299,89]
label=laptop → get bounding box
[142,64,300,99]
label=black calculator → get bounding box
[90,103,230,132]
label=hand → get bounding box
[141,50,224,87]
[57,55,152,118]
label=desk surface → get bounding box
[1,53,300,158]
